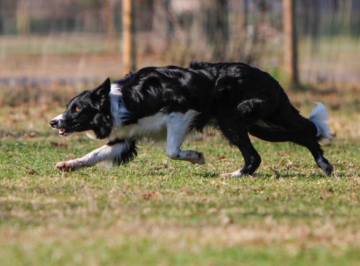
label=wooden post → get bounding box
[283,0,299,86]
[164,0,173,48]
[122,0,136,76]
[16,0,29,35]
[214,0,229,60]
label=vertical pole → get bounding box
[214,0,229,59]
[283,0,299,86]
[122,0,136,76]
[243,0,249,29]
[16,0,29,35]
[164,0,173,48]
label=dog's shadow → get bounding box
[197,172,326,179]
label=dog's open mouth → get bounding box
[57,123,82,136]
[58,128,72,136]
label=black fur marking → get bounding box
[107,138,126,146]
[109,139,138,166]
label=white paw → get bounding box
[220,170,244,178]
[55,160,82,172]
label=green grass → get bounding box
[1,106,360,265]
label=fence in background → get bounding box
[0,0,359,87]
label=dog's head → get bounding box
[50,78,113,139]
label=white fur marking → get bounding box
[166,111,198,155]
[166,110,204,164]
[316,157,328,172]
[220,170,244,178]
[84,130,97,140]
[79,141,131,167]
[109,83,132,126]
[111,111,168,139]
[309,102,332,139]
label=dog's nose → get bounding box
[50,119,58,128]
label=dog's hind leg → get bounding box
[219,120,261,177]
[165,111,205,164]
[249,122,333,176]
[293,139,333,176]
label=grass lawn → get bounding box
[0,105,360,266]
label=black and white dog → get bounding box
[50,62,333,177]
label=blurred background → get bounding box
[0,0,359,107]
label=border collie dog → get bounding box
[50,62,333,177]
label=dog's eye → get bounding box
[72,106,81,113]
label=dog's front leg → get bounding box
[165,111,205,164]
[56,139,137,172]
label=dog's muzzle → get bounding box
[50,114,64,129]
[50,115,71,136]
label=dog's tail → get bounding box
[309,102,332,140]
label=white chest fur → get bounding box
[110,110,199,141]
[110,111,168,140]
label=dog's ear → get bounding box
[90,78,111,109]
[92,78,111,97]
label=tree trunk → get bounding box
[213,0,229,59]
[283,0,299,86]
[164,0,173,48]
[200,0,229,60]
[122,0,136,75]
[16,0,29,35]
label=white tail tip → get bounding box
[309,102,332,140]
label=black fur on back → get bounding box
[114,66,214,116]
[113,62,293,131]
